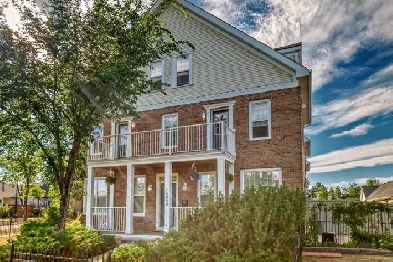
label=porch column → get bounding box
[111,122,116,159]
[85,166,95,228]
[228,163,235,195]
[217,158,226,197]
[164,161,172,232]
[108,183,115,230]
[125,164,135,234]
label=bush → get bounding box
[0,244,10,261]
[154,186,306,261]
[13,218,115,256]
[112,241,159,261]
[0,205,12,219]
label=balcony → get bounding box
[88,122,236,161]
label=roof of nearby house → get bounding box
[153,0,311,77]
[40,184,50,198]
[361,185,379,199]
[274,42,302,51]
[0,183,18,199]
[366,181,393,201]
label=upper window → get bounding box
[162,114,178,148]
[148,60,164,91]
[133,176,145,216]
[172,54,193,87]
[241,168,282,192]
[249,100,271,140]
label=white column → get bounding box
[206,110,211,151]
[86,167,95,228]
[228,163,235,195]
[164,161,172,232]
[108,183,115,230]
[111,122,116,159]
[217,158,225,197]
[125,164,135,234]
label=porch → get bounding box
[87,121,236,161]
[85,159,234,234]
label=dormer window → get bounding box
[172,53,193,87]
[148,60,164,91]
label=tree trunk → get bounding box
[57,139,81,232]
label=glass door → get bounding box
[212,109,229,150]
[118,123,129,158]
[157,175,177,229]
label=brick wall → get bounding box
[103,86,304,189]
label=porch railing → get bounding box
[88,122,236,161]
[91,207,126,232]
[171,207,201,230]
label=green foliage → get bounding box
[112,244,146,261]
[153,186,306,261]
[0,244,10,261]
[0,0,192,231]
[30,185,46,201]
[366,179,381,186]
[13,218,115,255]
[305,205,319,246]
[0,205,12,218]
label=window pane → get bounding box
[134,177,145,195]
[96,196,106,207]
[177,57,189,72]
[243,170,279,189]
[164,116,177,128]
[200,174,214,195]
[200,195,214,207]
[253,125,268,138]
[134,196,144,213]
[151,62,162,78]
[177,71,189,86]
[251,102,270,138]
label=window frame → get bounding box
[161,113,178,149]
[133,175,146,217]
[240,168,282,193]
[83,178,108,214]
[147,59,165,91]
[172,53,193,88]
[249,99,272,141]
[197,172,216,207]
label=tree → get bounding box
[0,0,191,231]
[30,184,46,207]
[365,179,381,186]
[333,186,342,199]
[341,182,361,200]
[316,184,329,200]
[0,132,43,220]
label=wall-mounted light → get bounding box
[202,111,206,121]
[148,184,153,192]
[131,121,136,129]
[182,183,188,191]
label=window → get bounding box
[148,60,164,91]
[94,178,107,207]
[249,100,271,140]
[172,54,193,87]
[199,173,215,206]
[134,176,145,216]
[92,127,103,155]
[162,114,178,148]
[241,169,282,192]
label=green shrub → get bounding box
[13,218,115,256]
[112,241,159,261]
[0,205,12,219]
[155,185,306,261]
[0,244,10,261]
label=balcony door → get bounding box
[212,109,228,150]
[117,123,129,158]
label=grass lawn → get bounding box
[0,236,15,246]
[304,254,393,261]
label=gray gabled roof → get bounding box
[153,0,311,77]
[367,181,393,201]
[361,185,379,199]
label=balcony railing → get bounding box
[88,122,235,161]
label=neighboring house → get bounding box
[84,0,312,234]
[365,181,393,202]
[0,183,52,208]
[360,185,380,201]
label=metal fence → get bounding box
[0,218,24,237]
[306,200,393,245]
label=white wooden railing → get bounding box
[91,207,126,232]
[88,122,236,161]
[171,207,201,230]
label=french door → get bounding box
[212,109,229,150]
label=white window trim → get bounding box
[172,53,193,88]
[161,113,178,149]
[197,171,217,207]
[240,168,282,193]
[83,178,108,214]
[147,59,165,91]
[249,99,272,141]
[133,175,146,217]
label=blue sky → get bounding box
[3,0,393,188]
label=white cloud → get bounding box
[330,123,373,138]
[308,138,393,173]
[330,176,393,188]
[201,0,393,91]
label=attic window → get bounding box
[172,54,193,87]
[148,60,164,91]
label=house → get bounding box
[360,185,380,201]
[365,181,393,202]
[83,0,312,234]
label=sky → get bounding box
[3,0,393,188]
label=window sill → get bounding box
[172,83,193,89]
[133,213,145,217]
[249,137,271,141]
